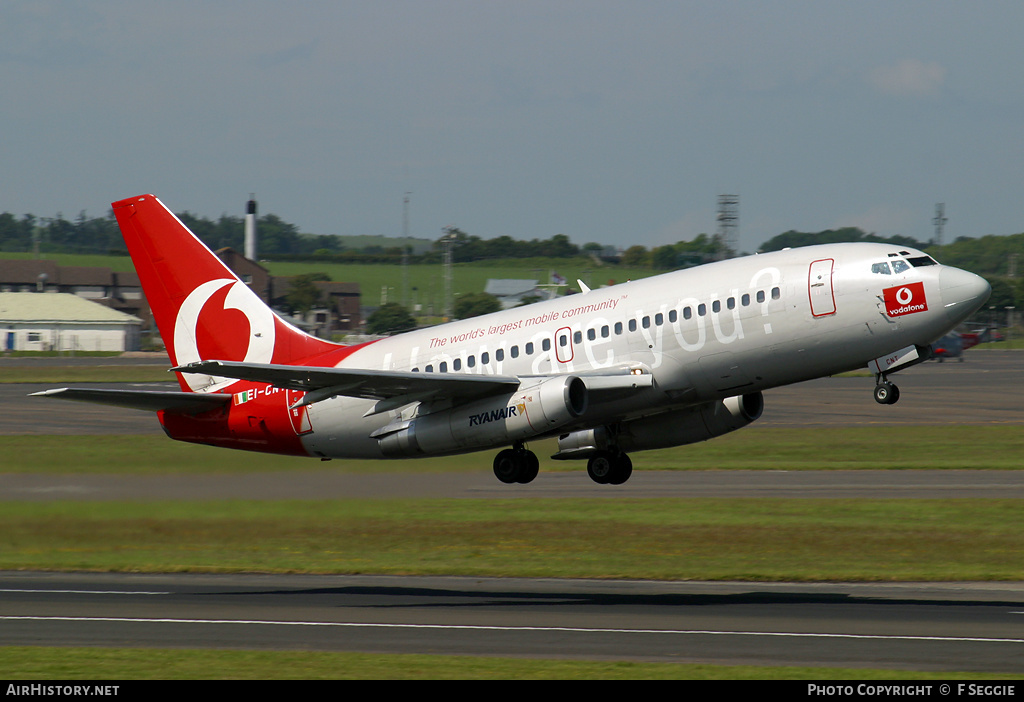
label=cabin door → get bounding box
[808,259,836,317]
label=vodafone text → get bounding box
[883,282,929,318]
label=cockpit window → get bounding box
[871,262,891,275]
[891,260,911,274]
[907,255,938,267]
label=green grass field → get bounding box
[3,498,1020,581]
[265,257,652,308]
[1,424,1020,473]
[2,647,1014,680]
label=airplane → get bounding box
[33,194,991,485]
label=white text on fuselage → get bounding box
[405,267,784,374]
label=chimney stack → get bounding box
[244,195,257,260]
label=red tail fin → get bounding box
[112,195,340,391]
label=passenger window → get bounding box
[601,325,609,338]
[425,364,433,373]
[741,293,750,306]
[668,310,677,323]
[439,362,448,373]
[453,358,462,371]
[628,319,637,332]
[727,297,735,310]
[683,307,692,320]
[614,322,623,335]
[642,316,651,328]
[573,331,582,344]
[511,346,519,358]
[771,287,781,300]
[712,300,721,313]
[655,313,663,325]
[542,338,551,351]
[495,349,503,362]
[871,262,892,275]
[587,328,596,341]
[756,290,765,304]
[468,355,476,368]
[526,342,534,355]
[698,303,707,316]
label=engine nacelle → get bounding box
[378,374,588,457]
[556,392,763,456]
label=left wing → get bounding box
[172,360,522,408]
[30,387,230,414]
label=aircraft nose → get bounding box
[939,266,991,324]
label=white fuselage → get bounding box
[301,243,988,458]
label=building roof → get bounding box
[484,279,539,297]
[0,293,142,324]
[0,259,59,286]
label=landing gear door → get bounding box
[809,259,836,318]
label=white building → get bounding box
[0,293,142,353]
[484,279,543,309]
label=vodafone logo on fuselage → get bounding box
[883,282,928,318]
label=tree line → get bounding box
[3,208,1024,285]
[0,209,596,262]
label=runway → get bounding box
[5,350,1024,436]
[1,351,1022,672]
[1,572,1022,673]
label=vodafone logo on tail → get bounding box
[883,282,928,318]
[173,278,276,390]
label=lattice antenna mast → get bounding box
[442,227,458,320]
[932,203,947,246]
[716,194,739,259]
[402,192,411,307]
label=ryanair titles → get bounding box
[469,403,522,427]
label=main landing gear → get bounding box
[873,376,901,405]
[492,444,635,485]
[492,442,540,484]
[586,450,633,485]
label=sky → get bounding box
[3,1,1024,253]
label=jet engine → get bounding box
[556,392,763,456]
[377,374,588,457]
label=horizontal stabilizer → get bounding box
[30,387,230,414]
[172,360,521,402]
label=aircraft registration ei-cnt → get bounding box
[33,195,991,485]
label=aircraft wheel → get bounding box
[888,384,900,404]
[588,451,632,485]
[607,453,633,485]
[493,449,521,484]
[873,382,900,405]
[587,452,615,484]
[517,450,539,484]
